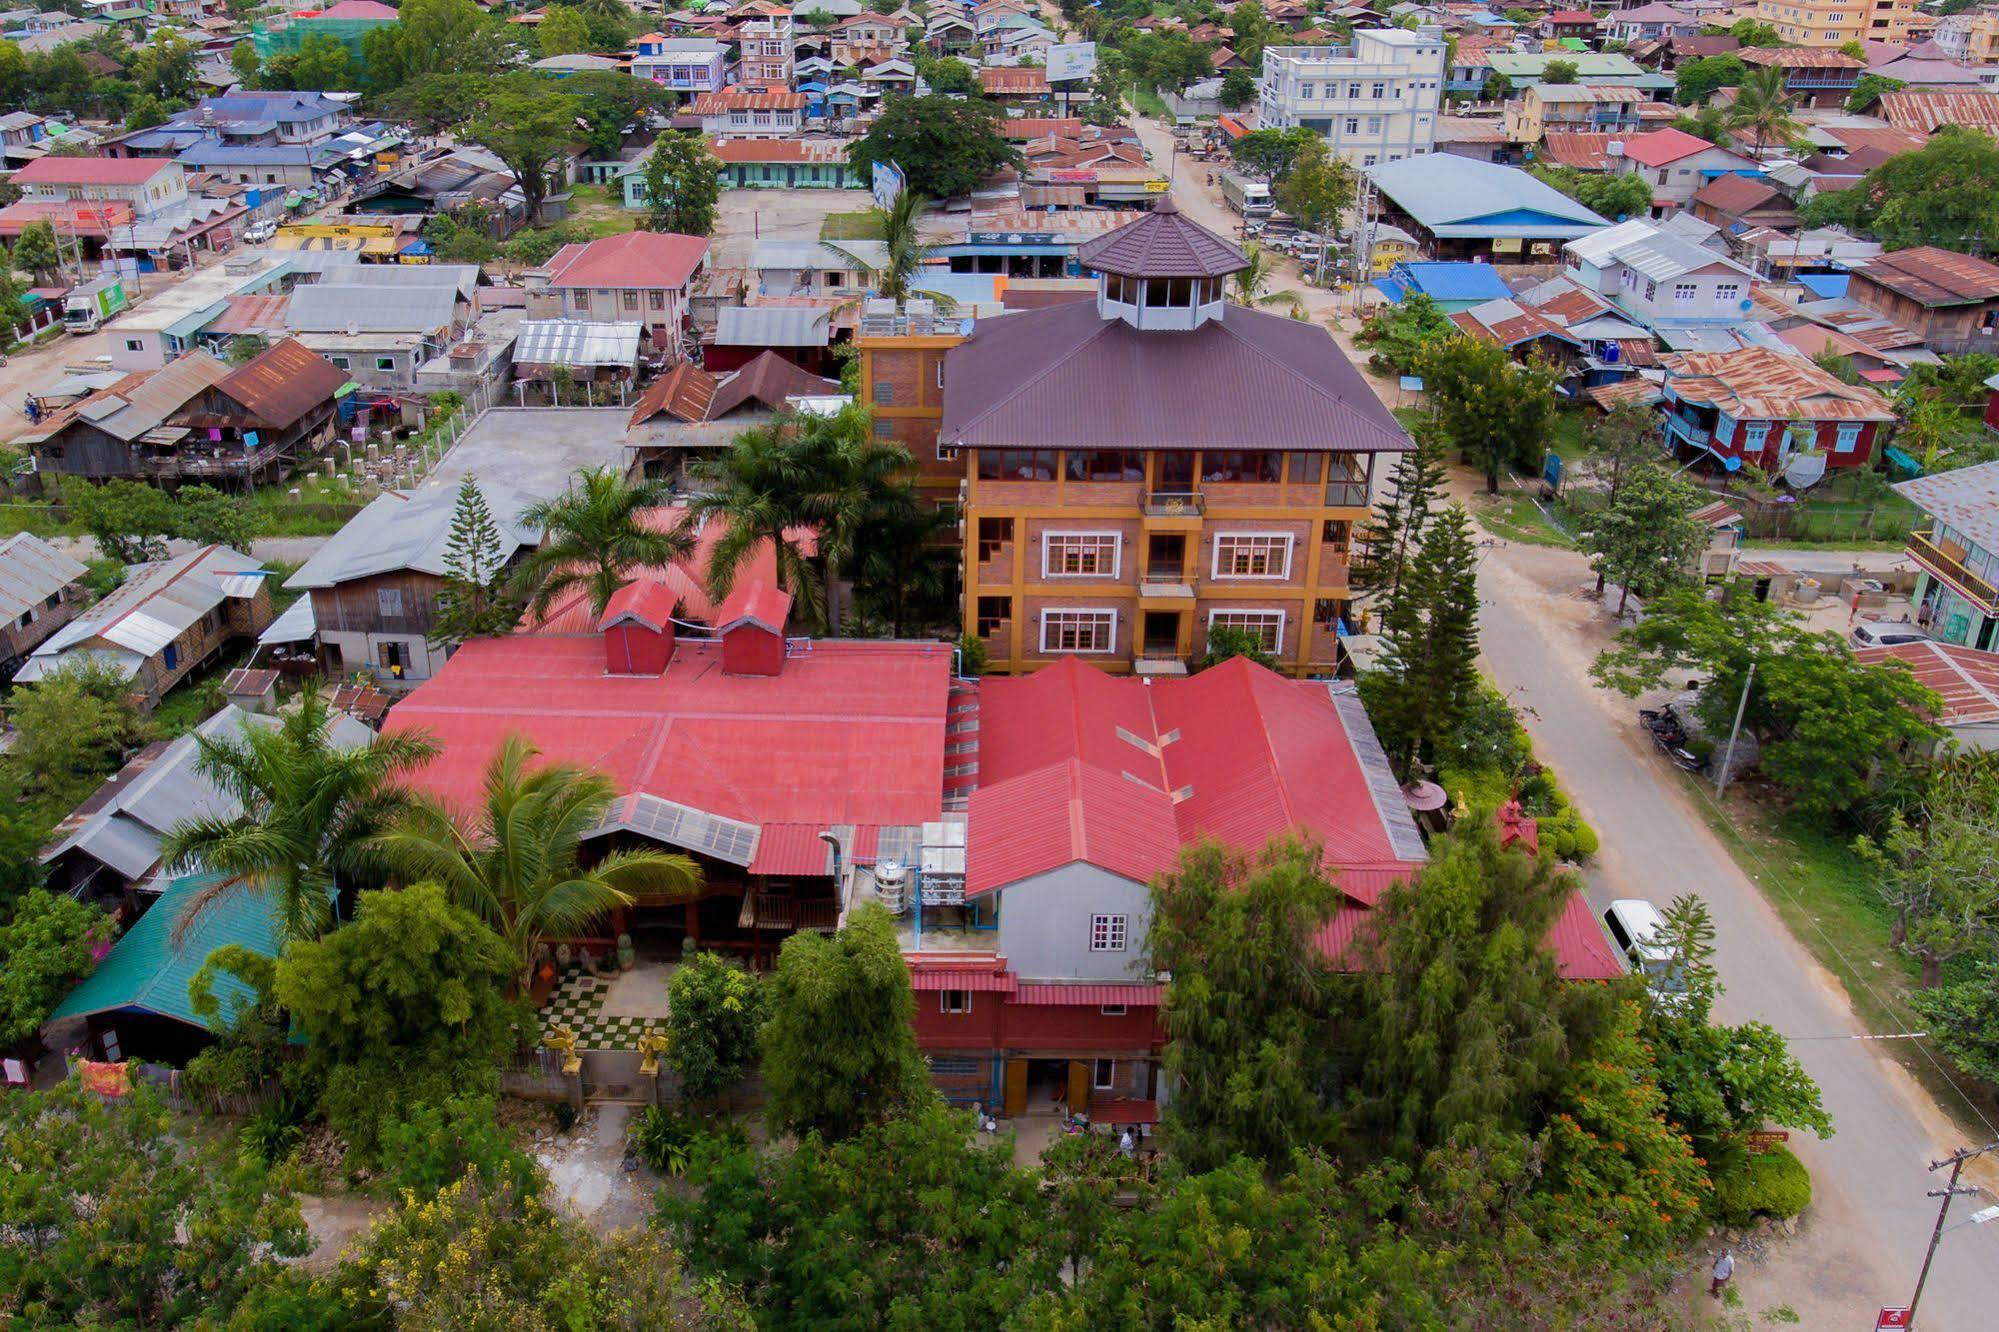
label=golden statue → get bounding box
[544,1023,582,1076]
[636,1028,669,1077]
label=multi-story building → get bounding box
[629,35,731,93]
[6,154,186,219]
[1896,461,1999,652]
[1257,28,1447,169]
[1503,83,1648,143]
[1563,217,1760,333]
[1657,347,1895,475]
[1754,0,1922,46]
[735,13,795,84]
[1735,47,1864,108]
[693,84,809,138]
[1845,246,1999,356]
[934,200,1410,678]
[1935,6,1999,64]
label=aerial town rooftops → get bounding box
[1851,246,1999,308]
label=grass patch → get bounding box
[0,502,74,539]
[151,647,247,739]
[1682,781,1999,1133]
[1470,490,1575,549]
[1548,408,1588,461]
[562,184,639,239]
[1132,85,1170,120]
[821,211,885,241]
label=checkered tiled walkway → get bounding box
[537,972,658,1051]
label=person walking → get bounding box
[1709,1250,1735,1299]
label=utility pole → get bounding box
[1909,1142,1999,1328]
[1715,661,1755,799]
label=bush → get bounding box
[630,1105,744,1177]
[377,1092,539,1198]
[239,1098,306,1165]
[1711,1145,1812,1225]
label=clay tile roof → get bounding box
[1075,195,1248,279]
[598,578,679,632]
[692,84,809,113]
[1853,246,1999,306]
[210,338,347,429]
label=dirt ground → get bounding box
[708,187,872,269]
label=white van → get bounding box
[1602,899,1686,1001]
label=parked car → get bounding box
[1850,620,1928,649]
[242,220,278,244]
[1602,898,1690,1006]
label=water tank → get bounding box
[874,859,908,914]
[1607,140,1626,157]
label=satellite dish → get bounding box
[1740,298,1753,311]
[1721,454,1742,472]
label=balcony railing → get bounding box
[1142,491,1205,517]
[1325,480,1369,507]
[1665,414,1711,448]
[1908,531,1999,613]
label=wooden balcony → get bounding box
[1908,531,1999,615]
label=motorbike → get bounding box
[1639,709,1704,772]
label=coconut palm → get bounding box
[370,734,702,989]
[826,188,956,312]
[161,684,439,947]
[688,405,913,632]
[1231,243,1308,319]
[1726,67,1803,159]
[511,465,693,620]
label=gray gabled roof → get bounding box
[0,533,86,623]
[17,546,264,682]
[1367,155,1608,239]
[1894,459,1999,553]
[714,305,832,348]
[750,238,889,272]
[284,480,541,590]
[286,282,462,334]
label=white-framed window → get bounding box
[1041,608,1116,654]
[1715,282,1740,306]
[1371,81,1386,98]
[1092,1059,1116,1090]
[1041,531,1120,578]
[1207,609,1286,653]
[1212,532,1294,579]
[939,990,971,1015]
[1673,282,1697,305]
[1367,115,1383,133]
[1100,1003,1128,1016]
[1835,422,1862,452]
[1363,153,1377,167]
[1344,116,1359,134]
[1090,913,1128,952]
[1743,422,1771,450]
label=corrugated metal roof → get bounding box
[257,595,317,645]
[1852,246,1999,307]
[1853,639,1999,726]
[750,238,888,272]
[1662,346,1897,424]
[1012,983,1161,1005]
[21,546,263,675]
[1566,217,1755,283]
[19,352,234,446]
[910,968,1017,991]
[1894,459,1999,552]
[287,281,461,334]
[51,873,286,1027]
[748,822,838,874]
[210,337,348,429]
[1368,155,1607,238]
[513,320,642,368]
[714,305,831,348]
[0,533,86,622]
[285,482,540,589]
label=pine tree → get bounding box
[1373,503,1481,772]
[1577,462,1708,618]
[1351,431,1444,601]
[430,476,518,648]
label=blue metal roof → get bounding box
[1388,261,1513,302]
[1797,273,1850,300]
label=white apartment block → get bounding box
[1257,28,1448,170]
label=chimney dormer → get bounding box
[715,579,792,676]
[597,579,678,675]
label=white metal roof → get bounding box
[1565,217,1755,282]
[18,545,263,675]
[512,320,643,368]
[0,533,86,623]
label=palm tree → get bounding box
[1673,104,1734,148]
[1230,244,1307,319]
[1726,68,1802,159]
[826,188,956,312]
[511,466,693,620]
[161,684,439,947]
[371,735,702,990]
[688,406,913,632]
[847,485,957,637]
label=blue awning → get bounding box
[1797,273,1849,300]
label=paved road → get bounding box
[1476,542,1999,1328]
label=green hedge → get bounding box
[1711,1145,1812,1225]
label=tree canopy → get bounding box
[850,95,1021,200]
[1801,128,1999,254]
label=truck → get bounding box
[62,274,129,335]
[1220,171,1273,217]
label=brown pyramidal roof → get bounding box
[1075,196,1249,280]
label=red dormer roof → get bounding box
[715,579,791,633]
[598,578,679,632]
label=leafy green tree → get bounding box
[129,29,196,100]
[286,33,355,91]
[226,332,269,365]
[1219,66,1255,109]
[124,92,171,132]
[228,39,260,86]
[1228,126,1321,179]
[640,131,721,237]
[1531,163,1651,220]
[1370,503,1481,770]
[1355,289,1453,372]
[1810,127,1999,254]
[1200,621,1277,669]
[378,70,492,135]
[161,684,439,946]
[362,0,506,94]
[62,477,179,562]
[420,204,501,263]
[1899,351,1999,409]
[1228,0,1270,64]
[1417,333,1557,492]
[461,73,582,226]
[273,882,520,1160]
[1578,461,1708,617]
[174,482,258,551]
[1845,71,1903,114]
[851,94,1020,201]
[1273,134,1354,234]
[370,733,700,990]
[511,465,688,619]
[9,220,60,284]
[1855,756,1999,987]
[1910,955,1999,1086]
[430,475,521,647]
[760,902,928,1139]
[1150,838,1342,1171]
[661,1105,1053,1325]
[183,943,288,1101]
[9,653,149,793]
[1593,586,1944,818]
[1642,895,1832,1170]
[1674,101,1737,147]
[535,4,592,56]
[1674,52,1746,107]
[0,891,111,1046]
[1338,811,1615,1157]
[1352,429,1444,600]
[664,950,765,1102]
[0,1083,309,1324]
[1730,17,1783,44]
[378,1092,540,1198]
[918,54,980,95]
[1541,58,1578,84]
[1225,242,1304,318]
[1574,402,1662,589]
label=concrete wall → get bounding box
[995,862,1154,983]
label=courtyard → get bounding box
[538,960,677,1051]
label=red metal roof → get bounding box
[387,636,953,832]
[545,231,709,292]
[1853,639,1999,725]
[910,968,1018,992]
[13,156,177,186]
[598,578,679,632]
[967,658,1427,900]
[747,821,838,874]
[1012,983,1162,1006]
[1619,127,1716,168]
[1089,1097,1159,1125]
[692,85,809,113]
[715,579,791,633]
[517,509,811,632]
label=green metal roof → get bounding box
[52,875,283,1030]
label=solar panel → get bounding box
[618,794,759,867]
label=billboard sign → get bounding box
[1047,41,1098,82]
[871,160,905,212]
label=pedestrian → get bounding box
[1709,1249,1735,1299]
[1118,1129,1134,1159]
